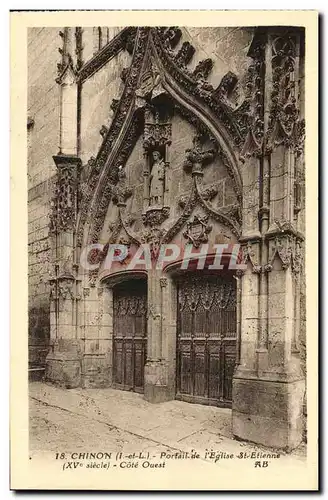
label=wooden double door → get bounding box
[112,280,147,393]
[176,273,237,407]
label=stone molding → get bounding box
[77,27,137,83]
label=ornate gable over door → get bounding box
[76,27,252,264]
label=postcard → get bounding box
[10,10,318,490]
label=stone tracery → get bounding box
[44,25,307,451]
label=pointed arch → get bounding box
[76,27,151,247]
[77,26,244,249]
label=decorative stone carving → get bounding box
[214,71,238,101]
[58,275,75,300]
[49,279,58,300]
[273,217,296,234]
[200,184,218,202]
[168,176,241,244]
[77,28,150,245]
[267,33,301,152]
[121,28,137,55]
[88,269,98,287]
[184,135,217,176]
[178,194,190,210]
[239,31,265,160]
[143,122,172,149]
[268,236,293,270]
[84,116,142,245]
[99,125,108,138]
[159,277,168,288]
[75,27,83,70]
[174,103,210,139]
[183,214,212,248]
[135,58,165,104]
[141,227,166,260]
[175,41,195,67]
[117,236,133,264]
[78,27,137,83]
[241,241,261,274]
[110,98,120,114]
[77,27,245,250]
[294,118,305,157]
[111,165,132,207]
[120,67,129,83]
[264,234,303,274]
[149,151,165,207]
[153,28,245,148]
[193,58,213,80]
[123,213,137,227]
[142,207,170,227]
[56,44,75,84]
[161,27,182,50]
[141,107,172,227]
[49,156,82,234]
[292,239,303,274]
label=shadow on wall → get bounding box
[28,306,50,379]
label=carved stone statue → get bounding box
[149,151,165,206]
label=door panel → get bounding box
[113,280,147,393]
[176,273,237,407]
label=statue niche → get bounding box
[149,150,165,207]
[142,108,172,227]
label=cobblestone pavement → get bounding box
[29,382,306,469]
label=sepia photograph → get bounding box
[10,10,318,491]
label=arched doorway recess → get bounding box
[175,270,237,408]
[112,278,148,393]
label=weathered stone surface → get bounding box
[29,26,307,452]
[232,378,305,450]
[45,340,82,388]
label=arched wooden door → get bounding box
[112,280,147,393]
[176,273,237,407]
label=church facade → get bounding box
[28,25,306,450]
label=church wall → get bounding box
[27,27,254,371]
[180,27,253,94]
[99,111,239,257]
[81,27,124,63]
[28,26,307,451]
[298,44,306,380]
[80,49,132,164]
[28,27,61,370]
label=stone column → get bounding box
[46,30,82,387]
[142,149,150,213]
[162,276,178,397]
[46,155,82,388]
[232,28,305,450]
[144,270,172,402]
[163,143,171,208]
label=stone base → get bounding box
[81,354,112,389]
[232,375,305,451]
[45,340,82,389]
[144,384,173,403]
[144,359,174,403]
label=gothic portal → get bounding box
[28,26,306,450]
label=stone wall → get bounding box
[80,49,132,164]
[181,27,253,88]
[28,26,306,392]
[28,28,60,368]
[27,26,254,369]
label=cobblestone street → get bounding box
[29,382,306,468]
